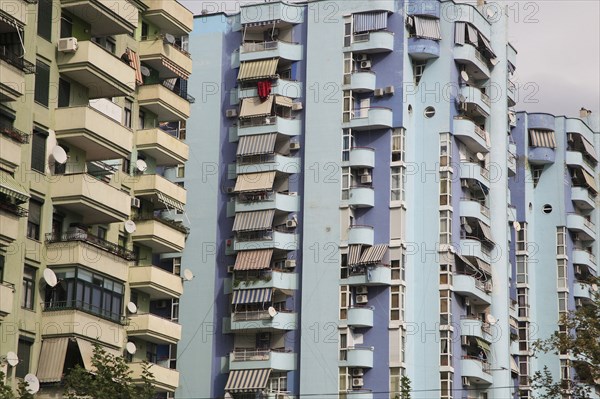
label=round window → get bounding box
[424,106,435,118]
[542,204,552,214]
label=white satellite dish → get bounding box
[486,7,495,18]
[125,342,137,355]
[490,58,499,66]
[486,314,497,325]
[464,224,473,234]
[24,374,40,394]
[5,351,19,367]
[43,268,58,287]
[268,307,277,318]
[476,152,485,161]
[592,283,598,292]
[182,268,194,281]
[140,66,151,77]
[164,33,176,44]
[124,220,137,234]
[52,146,68,164]
[513,221,521,231]
[460,70,469,82]
[127,302,138,314]
[135,159,147,172]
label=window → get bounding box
[439,289,452,325]
[172,257,181,275]
[141,22,149,39]
[339,285,349,320]
[414,62,426,85]
[31,129,47,173]
[340,253,348,279]
[22,266,36,310]
[342,129,353,162]
[16,338,33,378]
[439,210,452,245]
[37,0,52,41]
[344,19,352,47]
[390,367,402,399]
[392,128,406,162]
[391,285,404,321]
[27,199,43,240]
[97,226,107,241]
[391,166,405,202]
[60,14,73,38]
[516,257,528,284]
[34,60,51,106]
[557,292,568,315]
[171,298,179,322]
[339,331,347,361]
[124,99,133,128]
[440,370,453,399]
[58,78,70,108]
[556,259,567,289]
[440,133,451,167]
[146,342,157,363]
[341,166,351,200]
[0,254,4,282]
[176,165,185,178]
[342,90,353,122]
[439,330,452,366]
[556,227,566,256]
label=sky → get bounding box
[181,0,600,117]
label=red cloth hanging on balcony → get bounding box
[257,80,272,100]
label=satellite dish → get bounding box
[460,70,469,82]
[476,152,485,161]
[592,283,598,292]
[164,33,176,44]
[182,269,194,281]
[5,351,19,367]
[43,268,58,287]
[486,314,497,325]
[127,302,138,314]
[513,221,521,231]
[268,307,277,318]
[125,342,137,355]
[140,66,151,77]
[135,159,147,172]
[24,374,40,394]
[124,220,137,234]
[486,8,495,18]
[490,58,499,66]
[464,224,473,234]
[52,146,68,164]
[449,246,456,254]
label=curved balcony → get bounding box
[229,349,296,371]
[238,116,301,137]
[566,118,594,144]
[346,108,393,131]
[60,0,138,36]
[460,198,490,225]
[41,308,124,346]
[347,307,374,328]
[453,274,491,305]
[349,147,376,168]
[138,83,191,122]
[229,310,297,332]
[130,362,178,393]
[240,2,304,25]
[460,86,490,117]
[407,37,440,60]
[348,225,374,246]
[235,192,300,213]
[346,347,374,368]
[567,213,596,241]
[347,266,392,286]
[126,313,182,345]
[459,317,491,340]
[349,72,376,93]
[348,186,375,208]
[235,270,297,291]
[132,174,187,208]
[528,146,555,165]
[135,128,189,167]
[527,113,556,131]
[571,187,595,211]
[453,118,489,153]
[237,155,301,175]
[349,31,394,54]
[462,357,493,385]
[566,151,595,175]
[454,44,490,80]
[573,281,594,302]
[449,3,491,39]
[572,249,597,275]
[233,231,298,251]
[240,40,303,62]
[460,238,491,264]
[239,79,302,99]
[459,162,490,188]
[139,39,192,80]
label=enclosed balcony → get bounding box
[135,128,189,167]
[0,51,35,102]
[571,187,595,210]
[132,174,187,209]
[60,0,138,35]
[453,118,489,153]
[128,265,183,300]
[349,31,394,54]
[345,347,374,368]
[347,266,392,286]
[138,39,192,80]
[240,1,304,25]
[460,86,491,117]
[235,270,297,291]
[566,118,594,144]
[348,72,376,93]
[237,116,301,137]
[131,217,187,253]
[459,162,490,188]
[349,147,375,168]
[229,310,297,332]
[57,41,136,98]
[138,83,191,122]
[236,154,300,175]
[407,37,440,60]
[240,40,303,62]
[131,362,179,393]
[229,348,296,371]
[459,317,491,341]
[454,44,490,80]
[572,249,597,274]
[462,357,493,385]
[347,306,374,328]
[346,107,393,131]
[54,106,132,161]
[0,282,14,316]
[348,225,375,246]
[235,192,300,213]
[41,308,124,346]
[453,274,492,305]
[233,230,298,251]
[460,198,490,225]
[51,173,130,224]
[348,186,375,208]
[126,313,181,345]
[567,213,596,241]
[141,0,193,35]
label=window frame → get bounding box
[21,265,36,310]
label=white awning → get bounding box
[239,96,274,119]
[413,16,441,40]
[529,129,557,148]
[353,11,388,33]
[234,171,276,193]
[37,338,69,383]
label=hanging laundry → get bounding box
[257,80,272,100]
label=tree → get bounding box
[394,375,411,399]
[531,276,600,398]
[64,344,156,399]
[0,370,35,399]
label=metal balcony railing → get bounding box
[0,46,36,74]
[0,202,28,217]
[0,124,30,143]
[133,215,190,234]
[45,231,135,260]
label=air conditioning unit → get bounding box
[462,376,470,386]
[352,368,364,377]
[461,336,469,346]
[226,109,238,118]
[360,60,372,69]
[356,54,369,62]
[361,175,372,184]
[286,219,297,228]
[226,187,235,194]
[352,377,364,387]
[385,85,395,95]
[285,259,296,268]
[131,197,141,208]
[290,142,301,150]
[356,286,368,295]
[356,295,368,304]
[374,88,384,97]
[58,37,78,52]
[291,102,303,111]
[227,265,235,273]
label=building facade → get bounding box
[0,0,193,397]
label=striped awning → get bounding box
[478,221,494,244]
[237,59,278,81]
[36,338,69,383]
[232,288,273,304]
[348,244,363,266]
[161,57,190,80]
[126,48,143,85]
[232,209,275,232]
[475,337,491,353]
[358,244,388,265]
[581,169,598,193]
[274,95,293,108]
[0,170,29,203]
[237,133,277,156]
[466,24,479,46]
[225,369,271,392]
[454,22,465,45]
[475,258,492,275]
[510,356,519,374]
[234,249,273,270]
[239,96,274,119]
[529,129,557,148]
[580,136,598,162]
[413,16,441,40]
[157,192,185,212]
[353,11,388,33]
[478,32,496,58]
[234,171,276,192]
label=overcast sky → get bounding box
[182,0,600,117]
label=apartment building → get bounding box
[0,0,193,397]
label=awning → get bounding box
[0,170,29,203]
[454,22,465,45]
[161,57,190,80]
[232,209,275,232]
[358,244,388,265]
[237,59,278,81]
[234,249,273,270]
[157,192,185,212]
[581,169,598,193]
[239,96,274,119]
[237,133,277,156]
[348,244,362,266]
[274,95,293,108]
[466,24,479,46]
[580,136,598,162]
[225,369,272,392]
[475,258,492,275]
[529,129,557,148]
[77,338,96,371]
[478,221,494,244]
[232,288,273,304]
[353,11,388,33]
[413,16,441,40]
[475,337,491,353]
[37,338,69,383]
[456,253,476,269]
[234,171,276,193]
[125,48,143,85]
[478,32,496,58]
[510,356,519,374]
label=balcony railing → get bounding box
[133,215,190,235]
[160,80,195,103]
[45,231,135,261]
[455,272,492,293]
[350,106,392,120]
[462,355,491,374]
[231,347,291,361]
[42,300,125,324]
[480,91,491,106]
[241,40,287,53]
[352,30,392,43]
[232,309,293,321]
[0,47,36,74]
[0,124,30,143]
[0,202,28,217]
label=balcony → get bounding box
[41,307,124,346]
[348,225,374,246]
[236,154,300,175]
[459,162,490,188]
[566,151,595,175]
[573,281,594,302]
[346,107,393,131]
[138,39,192,80]
[566,118,594,144]
[238,79,302,99]
[126,313,181,345]
[0,208,19,246]
[54,106,132,161]
[141,0,193,35]
[131,362,179,393]
[453,274,492,305]
[572,249,597,274]
[459,317,491,340]
[57,41,136,99]
[567,213,596,241]
[460,86,491,117]
[240,40,303,62]
[229,349,296,371]
[507,80,516,107]
[508,43,517,69]
[507,151,517,176]
[349,31,394,54]
[131,217,187,253]
[0,283,14,316]
[233,230,298,251]
[237,116,301,137]
[240,2,304,25]
[459,238,491,263]
[348,72,376,93]
[348,186,375,208]
[128,266,183,300]
[45,232,132,281]
[0,130,25,170]
[528,146,555,165]
[345,347,374,368]
[60,0,138,35]
[138,83,191,122]
[235,270,297,291]
[462,357,493,385]
[460,198,490,225]
[51,173,130,224]
[0,51,35,101]
[347,266,392,286]
[346,390,374,399]
[1,0,30,25]
[571,187,596,210]
[229,310,297,331]
[349,147,375,168]
[407,36,440,60]
[453,118,489,153]
[347,307,374,328]
[132,174,187,208]
[135,128,189,167]
[235,192,300,213]
[454,44,490,80]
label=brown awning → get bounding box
[456,253,476,269]
[225,368,271,392]
[478,221,494,244]
[237,58,278,81]
[475,258,492,275]
[580,136,598,162]
[234,171,276,193]
[37,338,69,383]
[237,133,277,156]
[239,96,274,119]
[274,95,293,108]
[348,244,362,266]
[581,169,598,193]
[161,57,190,80]
[232,209,275,232]
[234,249,273,270]
[358,244,388,265]
[529,129,556,148]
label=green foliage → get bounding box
[0,370,34,399]
[394,376,412,399]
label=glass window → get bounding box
[58,78,71,108]
[124,99,133,128]
[60,14,72,38]
[27,199,43,240]
[31,129,47,173]
[37,0,52,41]
[21,266,36,310]
[34,60,51,106]
[392,128,405,162]
[391,166,404,201]
[16,338,33,378]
